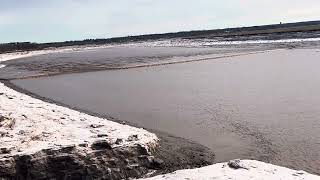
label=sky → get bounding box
[1,0,320,43]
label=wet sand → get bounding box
[11,49,320,175]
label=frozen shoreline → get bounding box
[0,81,158,156]
[0,47,319,179]
[141,160,319,180]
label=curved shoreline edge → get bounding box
[0,48,319,179]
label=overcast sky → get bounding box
[1,0,320,43]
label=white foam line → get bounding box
[127,37,320,47]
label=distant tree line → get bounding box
[1,20,319,54]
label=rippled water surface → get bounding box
[13,49,320,174]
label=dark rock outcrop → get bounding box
[0,144,160,180]
[0,132,216,180]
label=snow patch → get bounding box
[142,160,319,180]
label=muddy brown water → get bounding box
[12,49,320,175]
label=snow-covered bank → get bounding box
[142,160,319,180]
[0,82,158,156]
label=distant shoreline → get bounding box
[1,20,319,54]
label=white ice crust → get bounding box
[142,160,319,180]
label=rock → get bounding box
[0,131,7,137]
[0,116,15,129]
[31,135,41,141]
[228,159,248,170]
[97,134,108,137]
[0,158,15,176]
[128,134,139,141]
[138,155,164,169]
[115,138,123,145]
[59,145,76,153]
[18,130,26,135]
[108,158,117,166]
[136,144,150,155]
[91,140,112,150]
[90,124,104,128]
[0,140,162,180]
[153,158,164,168]
[0,147,13,154]
[78,143,88,147]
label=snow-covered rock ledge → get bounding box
[0,81,159,179]
[142,159,319,180]
[0,82,158,155]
